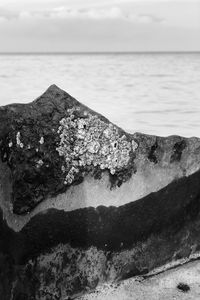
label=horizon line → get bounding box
[0,51,200,55]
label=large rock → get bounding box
[1,85,200,299]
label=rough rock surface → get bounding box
[79,260,200,300]
[1,85,200,299]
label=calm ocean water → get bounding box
[0,53,200,137]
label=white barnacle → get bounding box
[79,145,86,155]
[121,135,126,141]
[8,141,13,148]
[77,129,86,140]
[60,118,68,127]
[61,165,66,173]
[36,159,44,168]
[79,160,84,167]
[83,111,88,116]
[110,168,116,175]
[101,144,110,156]
[71,166,79,174]
[67,107,76,115]
[57,126,62,134]
[77,118,87,129]
[100,164,106,170]
[86,160,92,166]
[16,132,20,145]
[39,136,44,145]
[16,131,24,148]
[103,127,113,139]
[132,140,138,151]
[85,133,93,143]
[74,145,80,154]
[65,173,74,184]
[87,141,100,154]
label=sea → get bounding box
[0,52,200,138]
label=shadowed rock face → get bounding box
[1,85,200,299]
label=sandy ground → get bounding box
[79,260,200,300]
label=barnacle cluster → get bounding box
[56,108,137,185]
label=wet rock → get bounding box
[1,85,200,299]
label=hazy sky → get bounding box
[0,0,200,52]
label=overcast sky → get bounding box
[0,0,200,52]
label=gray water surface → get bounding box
[0,52,199,137]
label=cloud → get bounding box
[0,6,123,22]
[12,6,164,25]
[0,8,18,21]
[0,0,199,52]
[128,14,165,24]
[46,6,124,20]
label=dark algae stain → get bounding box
[170,140,186,163]
[16,168,200,262]
[148,139,158,163]
[9,117,66,215]
[0,208,17,300]
[177,282,190,292]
